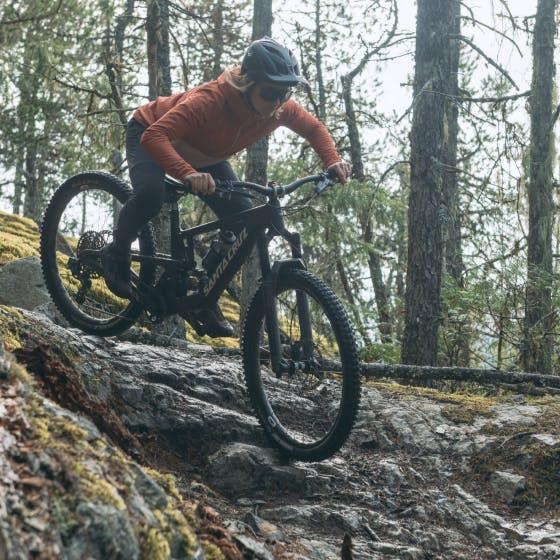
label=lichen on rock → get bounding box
[0,341,204,560]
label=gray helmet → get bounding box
[241,37,308,87]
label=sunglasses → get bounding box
[258,86,292,103]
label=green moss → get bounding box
[0,305,26,351]
[142,468,200,558]
[141,525,171,560]
[6,341,201,557]
[25,394,131,512]
[5,357,31,383]
[441,405,477,424]
[365,379,499,412]
[201,541,226,560]
[144,468,183,503]
[0,210,41,265]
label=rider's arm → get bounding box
[139,91,217,182]
[279,100,342,169]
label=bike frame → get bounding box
[129,180,314,374]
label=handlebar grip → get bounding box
[326,167,340,181]
[181,178,193,194]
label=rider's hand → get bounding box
[183,172,216,196]
[327,161,352,184]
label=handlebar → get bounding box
[171,170,339,199]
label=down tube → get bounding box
[204,226,259,304]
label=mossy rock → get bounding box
[0,344,204,559]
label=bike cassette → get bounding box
[72,230,112,279]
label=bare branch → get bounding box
[458,90,530,103]
[455,34,519,90]
[52,75,110,100]
[460,14,523,57]
[548,103,560,136]
[0,0,63,25]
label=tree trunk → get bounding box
[146,0,172,100]
[364,220,393,342]
[239,0,272,325]
[401,0,455,365]
[18,26,42,223]
[105,0,136,130]
[440,0,469,366]
[145,0,185,339]
[522,0,557,374]
[22,141,40,223]
[314,0,326,121]
[12,158,24,216]
[211,1,224,80]
[146,0,172,251]
[340,75,364,180]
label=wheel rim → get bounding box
[258,285,346,448]
[49,181,138,324]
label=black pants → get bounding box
[114,117,253,251]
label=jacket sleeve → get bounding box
[139,91,214,180]
[279,100,342,168]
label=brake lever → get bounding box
[314,174,335,195]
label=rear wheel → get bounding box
[40,171,156,336]
[242,268,361,461]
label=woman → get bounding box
[103,37,351,337]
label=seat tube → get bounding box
[170,201,182,259]
[290,233,314,360]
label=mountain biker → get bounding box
[103,36,351,338]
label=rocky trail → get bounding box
[1,305,559,559]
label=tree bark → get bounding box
[440,0,469,367]
[18,25,42,223]
[522,0,557,375]
[359,362,560,394]
[145,0,185,339]
[240,0,273,325]
[12,159,24,215]
[314,0,326,121]
[364,219,393,341]
[402,0,456,365]
[146,0,172,101]
[211,1,224,80]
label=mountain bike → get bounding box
[40,170,361,461]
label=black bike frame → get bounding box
[129,186,313,374]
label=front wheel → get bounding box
[242,268,361,461]
[40,171,156,336]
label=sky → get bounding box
[376,0,536,117]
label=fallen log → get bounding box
[360,363,560,390]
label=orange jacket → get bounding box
[133,72,341,180]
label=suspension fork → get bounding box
[259,231,314,374]
[258,233,284,374]
[287,232,314,360]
